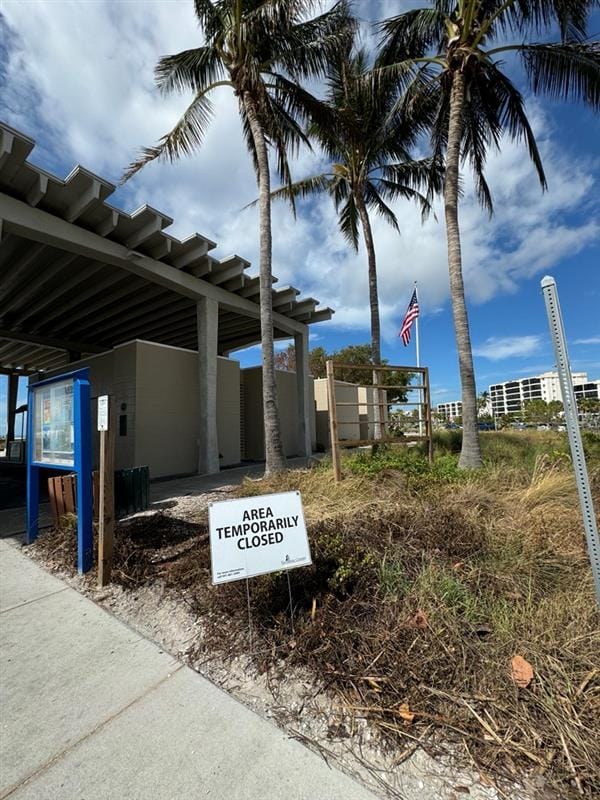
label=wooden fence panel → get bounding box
[48,471,100,526]
[326,360,433,482]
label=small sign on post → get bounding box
[97,394,109,432]
[208,491,311,585]
[97,395,115,587]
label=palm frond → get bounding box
[193,0,223,38]
[379,157,442,194]
[239,100,261,179]
[460,89,495,215]
[364,182,400,232]
[266,72,338,134]
[252,174,334,209]
[154,47,226,95]
[266,0,356,80]
[339,193,360,250]
[489,64,547,188]
[498,0,593,41]
[121,89,215,183]
[377,7,447,63]
[519,40,600,109]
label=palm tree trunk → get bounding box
[355,192,384,440]
[444,70,482,469]
[243,92,286,474]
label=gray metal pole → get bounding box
[541,276,600,605]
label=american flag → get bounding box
[399,289,419,346]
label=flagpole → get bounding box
[414,281,423,436]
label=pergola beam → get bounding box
[0,329,106,354]
[0,240,46,300]
[0,193,306,335]
[32,265,144,330]
[63,281,169,333]
[171,235,212,270]
[65,179,101,223]
[26,173,48,207]
[18,262,106,329]
[96,300,194,343]
[1,252,80,317]
[96,209,119,237]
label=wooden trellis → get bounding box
[325,360,433,482]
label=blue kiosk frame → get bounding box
[27,368,93,573]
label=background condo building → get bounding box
[437,401,462,421]
[489,371,599,416]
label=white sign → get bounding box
[97,395,109,431]
[209,491,311,585]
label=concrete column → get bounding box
[197,297,220,474]
[6,373,18,443]
[294,329,312,457]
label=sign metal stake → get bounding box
[541,276,600,605]
[286,571,295,637]
[245,577,253,649]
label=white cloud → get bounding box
[0,0,598,346]
[473,335,542,360]
[574,337,600,345]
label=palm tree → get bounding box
[268,46,442,435]
[378,0,600,467]
[122,0,355,474]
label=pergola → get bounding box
[0,122,332,471]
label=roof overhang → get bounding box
[0,122,333,375]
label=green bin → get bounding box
[115,466,150,516]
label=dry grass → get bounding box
[31,432,600,797]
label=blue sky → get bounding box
[0,1,598,431]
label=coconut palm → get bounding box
[122,0,355,474]
[377,0,600,467]
[268,47,442,434]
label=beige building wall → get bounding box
[216,357,241,467]
[134,341,199,477]
[241,367,315,461]
[314,378,360,448]
[358,386,389,439]
[314,380,389,448]
[44,340,241,478]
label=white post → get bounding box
[541,275,599,605]
[414,282,423,437]
[6,373,18,444]
[197,297,220,475]
[294,330,312,458]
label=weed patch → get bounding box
[30,433,600,797]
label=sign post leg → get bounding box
[26,385,39,544]
[26,467,40,545]
[98,397,115,587]
[245,578,253,649]
[74,378,93,573]
[326,360,341,482]
[286,571,295,637]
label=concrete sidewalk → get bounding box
[0,539,376,800]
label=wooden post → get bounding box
[378,367,386,442]
[423,368,434,462]
[326,360,342,482]
[98,396,115,587]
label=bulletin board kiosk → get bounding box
[26,368,92,573]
